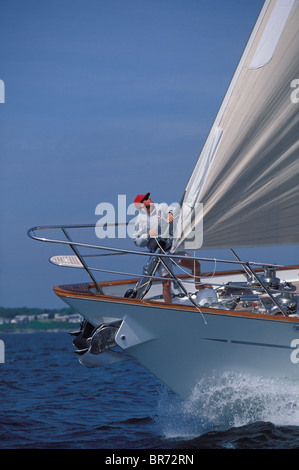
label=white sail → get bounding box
[176,0,299,250]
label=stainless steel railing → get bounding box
[27,223,287,315]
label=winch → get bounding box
[251,266,281,290]
[277,291,298,315]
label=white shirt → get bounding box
[133,203,173,249]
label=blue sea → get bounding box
[0,332,299,454]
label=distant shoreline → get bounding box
[0,321,80,334]
[0,328,77,334]
[0,306,82,334]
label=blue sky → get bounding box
[1,0,298,308]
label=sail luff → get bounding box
[182,0,272,207]
[175,0,299,251]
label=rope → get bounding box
[154,238,217,285]
[154,238,207,324]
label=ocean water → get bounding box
[0,332,299,451]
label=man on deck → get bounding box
[133,192,202,303]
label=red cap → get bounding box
[134,192,150,208]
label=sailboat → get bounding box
[28,0,299,400]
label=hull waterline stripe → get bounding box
[230,339,292,350]
[204,337,293,350]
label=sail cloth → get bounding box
[174,0,299,251]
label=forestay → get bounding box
[175,0,299,250]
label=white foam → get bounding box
[156,371,299,439]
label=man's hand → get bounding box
[168,213,173,223]
[148,228,158,238]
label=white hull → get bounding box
[55,267,299,399]
[115,302,299,399]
